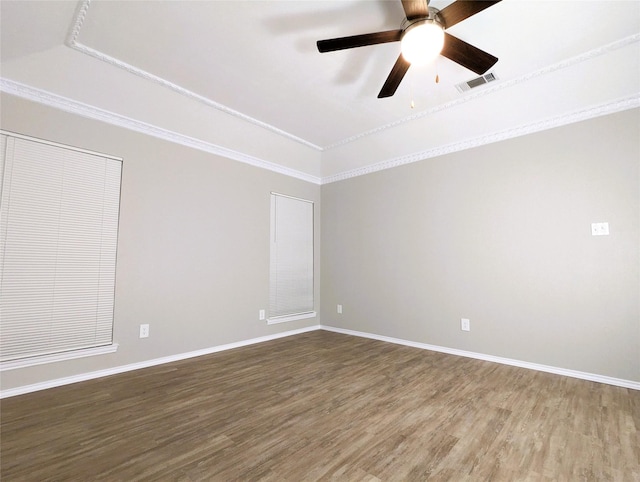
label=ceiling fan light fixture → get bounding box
[400,19,444,66]
[316,0,502,98]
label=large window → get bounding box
[0,132,122,368]
[268,193,315,324]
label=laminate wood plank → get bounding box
[1,330,638,480]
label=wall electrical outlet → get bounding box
[259,309,266,321]
[337,304,343,314]
[461,318,470,332]
[139,324,149,338]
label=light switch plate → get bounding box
[591,222,609,236]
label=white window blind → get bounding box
[0,132,122,363]
[269,193,314,322]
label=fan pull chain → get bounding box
[410,75,415,109]
[409,70,438,109]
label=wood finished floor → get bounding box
[1,330,638,481]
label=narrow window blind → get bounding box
[0,133,122,363]
[269,193,314,322]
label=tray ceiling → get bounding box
[1,0,639,182]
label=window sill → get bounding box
[267,311,317,325]
[0,344,119,371]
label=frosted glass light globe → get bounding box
[401,20,445,65]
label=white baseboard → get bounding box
[0,325,321,399]
[3,324,637,398]
[321,325,640,391]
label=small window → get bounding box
[0,132,122,367]
[268,193,315,324]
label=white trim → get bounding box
[321,94,640,184]
[0,88,637,187]
[270,192,315,204]
[0,344,119,372]
[2,325,638,398]
[0,326,320,399]
[0,78,321,185]
[267,311,317,325]
[321,325,640,391]
[1,78,636,186]
[66,0,322,153]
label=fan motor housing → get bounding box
[401,6,443,33]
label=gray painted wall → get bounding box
[2,93,638,391]
[321,109,639,382]
[0,94,321,390]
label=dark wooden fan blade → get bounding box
[317,30,402,52]
[401,0,429,20]
[441,33,498,75]
[378,54,411,98]
[439,0,502,29]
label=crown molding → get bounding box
[324,33,640,150]
[0,78,322,185]
[66,0,322,153]
[321,94,640,184]
[3,77,637,186]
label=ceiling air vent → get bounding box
[455,72,498,93]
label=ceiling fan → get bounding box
[317,0,502,98]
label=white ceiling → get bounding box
[1,0,639,183]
